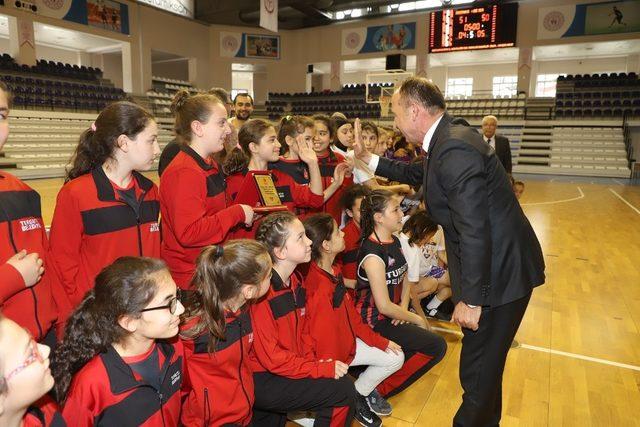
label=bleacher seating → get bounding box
[1,53,103,81]
[555,73,640,118]
[1,54,126,112]
[147,76,206,116]
[446,94,526,119]
[513,120,630,178]
[1,110,173,179]
[267,84,392,120]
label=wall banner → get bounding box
[342,22,416,55]
[9,0,130,34]
[538,0,639,40]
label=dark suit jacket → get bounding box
[375,114,544,307]
[493,134,512,174]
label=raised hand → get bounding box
[352,118,372,163]
[332,162,351,187]
[296,135,318,165]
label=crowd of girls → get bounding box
[0,83,453,427]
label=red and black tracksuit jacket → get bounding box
[304,262,388,364]
[0,171,58,341]
[62,340,183,427]
[160,146,245,288]
[250,269,354,426]
[248,269,334,378]
[23,396,66,427]
[269,153,352,223]
[181,310,254,426]
[49,168,160,318]
[338,220,360,282]
[225,169,323,239]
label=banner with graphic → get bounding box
[342,22,416,55]
[220,32,280,59]
[538,0,639,39]
[9,0,129,34]
[259,0,277,33]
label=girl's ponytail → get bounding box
[66,102,153,182]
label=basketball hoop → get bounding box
[379,94,391,117]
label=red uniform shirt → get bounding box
[49,168,160,311]
[269,153,352,223]
[225,169,323,239]
[340,220,360,281]
[160,146,245,288]
[304,262,388,364]
[181,309,254,426]
[0,172,59,341]
[62,340,183,427]
[248,269,334,379]
[23,396,66,427]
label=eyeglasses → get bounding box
[140,293,181,315]
[4,338,43,383]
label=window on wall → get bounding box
[492,76,517,98]
[535,74,565,97]
[446,78,473,98]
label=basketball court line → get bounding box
[430,326,640,372]
[609,188,640,215]
[521,187,584,206]
[612,178,626,186]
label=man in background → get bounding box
[481,115,512,174]
[230,93,254,131]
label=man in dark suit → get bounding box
[353,77,545,426]
[481,115,512,174]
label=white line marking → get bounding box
[430,326,640,372]
[612,178,625,186]
[609,188,640,215]
[521,187,585,206]
[519,344,640,372]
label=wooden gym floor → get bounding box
[28,174,640,427]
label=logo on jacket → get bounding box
[248,332,254,343]
[20,218,42,232]
[388,256,396,267]
[150,222,160,232]
[171,370,181,386]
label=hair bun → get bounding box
[171,90,191,114]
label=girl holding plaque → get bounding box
[223,118,347,238]
[160,91,256,289]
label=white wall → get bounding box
[231,71,254,97]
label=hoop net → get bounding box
[379,87,394,117]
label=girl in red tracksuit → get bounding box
[311,114,354,223]
[223,118,343,239]
[160,91,253,289]
[267,115,349,220]
[49,102,162,322]
[0,314,65,427]
[51,257,185,427]
[250,211,356,427]
[338,184,371,289]
[0,82,59,345]
[180,240,272,426]
[302,214,404,426]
